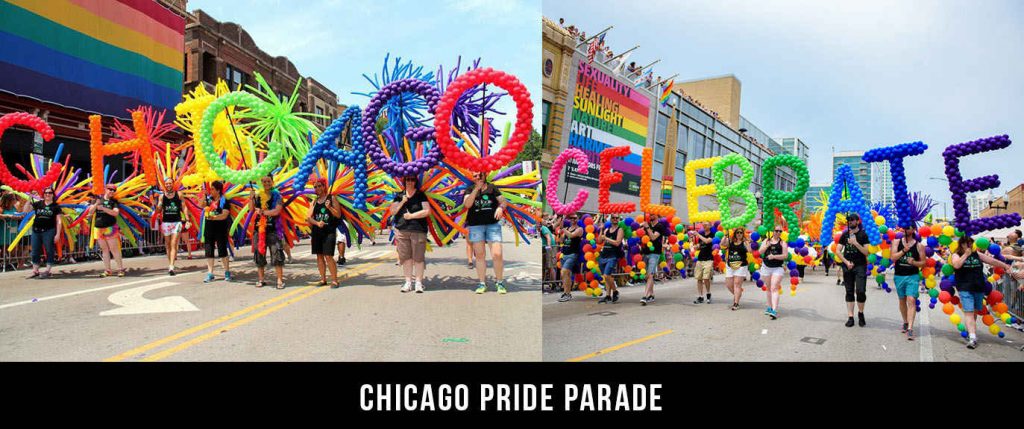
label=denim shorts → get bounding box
[959,291,986,312]
[561,253,579,270]
[894,275,921,298]
[598,256,619,275]
[645,253,662,272]
[468,223,502,243]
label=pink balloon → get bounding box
[547,148,589,215]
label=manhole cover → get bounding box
[800,337,826,345]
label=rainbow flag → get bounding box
[0,0,184,118]
[659,79,674,105]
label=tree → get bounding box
[513,129,542,164]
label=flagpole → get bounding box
[577,26,613,48]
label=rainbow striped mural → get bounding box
[0,0,184,118]
[565,58,651,195]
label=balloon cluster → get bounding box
[862,142,927,228]
[819,164,880,246]
[685,157,721,223]
[0,112,62,193]
[711,153,756,229]
[89,111,157,193]
[362,78,442,177]
[761,154,810,233]
[598,146,635,214]
[547,149,589,215]
[293,106,369,210]
[434,68,532,172]
[942,135,1021,236]
[198,91,283,184]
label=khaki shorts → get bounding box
[396,229,427,263]
[694,260,714,281]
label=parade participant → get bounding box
[759,227,789,319]
[691,222,715,304]
[823,247,833,276]
[23,187,62,279]
[156,178,190,276]
[837,212,871,327]
[950,235,1011,349]
[722,228,753,310]
[203,181,231,283]
[93,183,125,277]
[557,212,583,302]
[250,174,286,289]
[889,223,926,339]
[308,178,342,288]
[464,171,508,294]
[0,193,26,270]
[639,213,667,305]
[596,213,624,304]
[390,175,430,293]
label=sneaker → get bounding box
[118,270,126,277]
[558,293,572,302]
[26,271,40,279]
[204,273,215,283]
[597,294,611,303]
[966,339,978,349]
[401,282,412,293]
[647,295,655,303]
[901,323,908,333]
[468,262,475,270]
[731,303,740,311]
[39,271,51,279]
[694,296,705,304]
[496,281,507,294]
[415,281,424,293]
[611,290,620,303]
[224,271,232,282]
[100,270,112,278]
[640,296,650,305]
[858,312,866,327]
[169,269,175,276]
[845,317,855,327]
[475,283,487,294]
[907,329,914,341]
[769,309,778,320]
[706,295,712,304]
[339,257,346,266]
[764,307,771,315]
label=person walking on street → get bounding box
[557,213,583,302]
[723,228,753,310]
[950,235,1011,349]
[24,187,62,279]
[639,213,667,305]
[202,181,231,283]
[837,213,871,327]
[759,226,789,319]
[596,213,624,304]
[691,222,715,304]
[890,223,926,339]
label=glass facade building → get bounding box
[832,152,871,204]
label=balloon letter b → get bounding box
[712,153,756,229]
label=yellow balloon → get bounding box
[989,324,1001,335]
[942,226,954,236]
[950,314,961,325]
[949,241,959,252]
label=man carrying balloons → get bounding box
[638,213,668,306]
[251,174,287,289]
[691,222,715,304]
[557,212,584,302]
[837,212,871,327]
[596,213,625,304]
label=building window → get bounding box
[542,101,551,148]
[655,142,665,162]
[655,113,669,144]
[225,64,246,91]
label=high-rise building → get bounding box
[778,137,809,165]
[805,183,832,213]
[968,191,993,218]
[871,160,893,206]
[832,151,871,203]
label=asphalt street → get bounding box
[543,267,1024,361]
[0,227,541,361]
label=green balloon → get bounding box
[956,322,965,332]
[875,274,885,283]
[939,235,952,246]
[675,224,684,233]
[879,225,888,234]
[942,263,954,276]
[975,236,990,249]
[928,287,939,298]
[199,91,284,184]
[868,254,878,264]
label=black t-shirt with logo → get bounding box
[94,197,118,228]
[763,240,785,268]
[727,241,748,267]
[466,185,501,226]
[955,252,986,292]
[311,198,340,236]
[839,229,870,266]
[161,194,183,223]
[894,240,921,276]
[696,231,714,261]
[642,222,667,255]
[32,201,60,232]
[204,195,229,231]
[393,191,429,233]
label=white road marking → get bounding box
[100,281,198,316]
[918,304,934,362]
[761,329,768,335]
[882,345,887,351]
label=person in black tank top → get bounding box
[596,214,625,304]
[307,178,342,287]
[758,226,789,319]
[723,228,753,310]
[158,179,191,276]
[950,235,1011,349]
[889,224,926,339]
[557,212,585,302]
[837,213,871,327]
[93,183,125,277]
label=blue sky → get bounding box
[189,0,541,131]
[545,0,1024,210]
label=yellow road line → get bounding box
[566,329,674,362]
[105,258,385,362]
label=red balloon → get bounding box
[0,112,62,193]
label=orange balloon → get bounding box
[942,302,954,315]
[982,314,995,326]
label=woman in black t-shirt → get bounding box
[722,228,753,310]
[307,178,342,288]
[24,187,62,279]
[157,179,191,276]
[202,181,232,283]
[391,175,431,293]
[92,183,124,277]
[464,172,508,294]
[758,227,789,320]
[950,235,1011,349]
